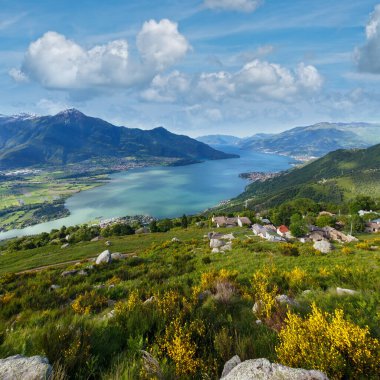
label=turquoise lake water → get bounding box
[0,147,295,239]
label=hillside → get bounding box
[216,143,380,211]
[0,109,238,169]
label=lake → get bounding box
[0,147,295,240]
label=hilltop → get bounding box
[0,109,238,169]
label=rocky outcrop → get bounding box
[0,355,52,380]
[221,355,241,378]
[313,240,333,253]
[336,287,359,296]
[96,249,112,265]
[221,358,329,380]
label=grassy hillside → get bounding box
[215,144,380,212]
[0,226,379,379]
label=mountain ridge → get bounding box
[0,109,238,169]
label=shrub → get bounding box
[341,246,353,255]
[279,243,299,256]
[285,267,309,290]
[276,304,380,379]
[202,256,212,264]
[71,290,108,315]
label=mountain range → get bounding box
[197,122,380,158]
[0,109,237,169]
[215,142,380,212]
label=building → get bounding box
[365,218,380,233]
[212,215,252,228]
[277,225,290,237]
[237,216,252,227]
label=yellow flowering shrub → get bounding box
[0,292,14,305]
[318,267,330,277]
[276,304,380,379]
[355,241,371,251]
[71,290,107,315]
[155,290,181,319]
[160,317,204,376]
[106,275,122,286]
[341,246,353,255]
[285,267,309,290]
[252,268,278,320]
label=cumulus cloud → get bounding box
[11,19,190,91]
[8,68,29,83]
[137,19,190,71]
[144,59,322,104]
[140,70,190,102]
[204,0,262,12]
[356,4,380,73]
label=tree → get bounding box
[316,215,335,228]
[181,214,188,229]
[149,220,159,233]
[289,213,308,237]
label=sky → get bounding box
[1,0,380,136]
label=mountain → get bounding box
[0,109,238,169]
[214,143,380,211]
[239,122,380,157]
[196,135,242,146]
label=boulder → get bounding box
[91,236,102,242]
[220,243,232,252]
[221,358,329,380]
[61,243,69,249]
[313,240,333,254]
[144,296,156,304]
[0,355,52,380]
[221,233,235,240]
[252,300,264,316]
[111,252,125,260]
[210,239,224,249]
[211,248,220,253]
[136,227,150,234]
[221,355,241,378]
[276,294,299,307]
[49,284,60,291]
[61,269,78,277]
[171,237,181,242]
[336,287,359,296]
[96,250,112,265]
[77,270,88,276]
[105,240,112,246]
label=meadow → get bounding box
[0,226,379,379]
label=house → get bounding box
[212,216,238,228]
[252,224,268,238]
[365,218,380,233]
[265,229,286,242]
[277,225,290,237]
[252,224,285,242]
[237,216,252,227]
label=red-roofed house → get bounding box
[277,225,291,238]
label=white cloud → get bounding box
[142,59,322,105]
[8,68,29,83]
[140,70,190,102]
[11,19,190,91]
[204,0,262,12]
[137,19,190,71]
[356,4,380,74]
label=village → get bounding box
[209,212,380,254]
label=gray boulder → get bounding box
[61,243,69,249]
[0,355,52,380]
[96,249,112,265]
[221,355,241,378]
[111,252,125,260]
[313,240,333,254]
[221,358,329,380]
[336,287,359,296]
[252,300,264,316]
[171,237,181,242]
[220,243,232,252]
[276,294,299,307]
[61,269,78,277]
[211,247,220,253]
[210,239,224,248]
[105,240,112,246]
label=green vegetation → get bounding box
[0,219,379,379]
[212,143,380,213]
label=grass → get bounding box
[0,226,379,379]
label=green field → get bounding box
[0,226,379,379]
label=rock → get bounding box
[313,240,333,254]
[65,234,70,241]
[252,300,264,316]
[144,296,156,304]
[255,319,262,324]
[91,236,102,242]
[111,252,125,260]
[221,355,241,378]
[220,243,232,252]
[77,270,88,276]
[94,284,106,289]
[136,227,150,234]
[221,358,329,380]
[61,269,78,277]
[171,237,181,242]
[276,294,299,307]
[61,243,69,249]
[221,233,235,240]
[211,248,220,253]
[49,284,60,291]
[0,354,52,380]
[105,240,112,246]
[336,287,359,296]
[302,290,312,296]
[210,239,225,249]
[96,250,112,265]
[105,310,115,319]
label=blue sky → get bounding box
[1,0,380,136]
